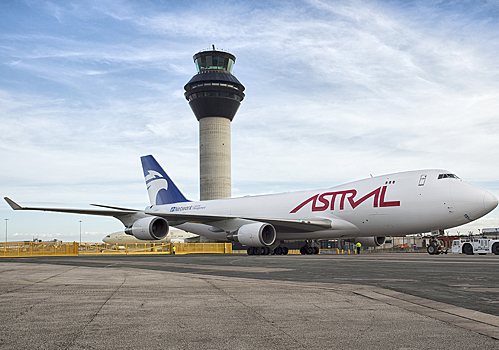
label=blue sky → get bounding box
[1,0,498,242]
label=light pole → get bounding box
[79,220,82,245]
[5,218,8,242]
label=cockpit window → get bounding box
[438,174,460,179]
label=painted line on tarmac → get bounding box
[352,287,499,340]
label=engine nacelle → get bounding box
[124,217,169,240]
[348,236,386,247]
[227,222,277,247]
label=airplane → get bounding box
[102,230,199,244]
[4,155,498,255]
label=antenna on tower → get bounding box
[212,44,216,50]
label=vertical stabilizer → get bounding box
[141,155,190,205]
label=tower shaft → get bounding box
[185,47,244,201]
[199,117,231,200]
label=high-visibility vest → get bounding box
[356,242,361,248]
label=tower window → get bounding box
[195,55,235,72]
[189,91,242,101]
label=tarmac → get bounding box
[0,253,498,349]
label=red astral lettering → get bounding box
[290,186,400,213]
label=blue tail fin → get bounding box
[141,155,190,205]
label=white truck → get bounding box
[451,237,499,255]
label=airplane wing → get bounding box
[145,209,357,233]
[5,197,358,234]
[4,197,139,217]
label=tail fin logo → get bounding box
[145,170,169,205]
[141,155,190,205]
[145,170,168,190]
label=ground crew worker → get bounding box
[172,245,176,255]
[355,242,361,255]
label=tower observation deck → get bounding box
[184,47,245,201]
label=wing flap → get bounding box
[145,210,241,225]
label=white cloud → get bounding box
[1,0,498,240]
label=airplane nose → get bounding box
[484,191,498,213]
[452,183,497,221]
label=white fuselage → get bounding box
[146,170,498,242]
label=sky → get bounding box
[1,0,498,242]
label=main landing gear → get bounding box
[271,246,289,255]
[246,246,289,255]
[300,240,319,255]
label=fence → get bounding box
[0,242,232,257]
[319,248,357,254]
[0,242,79,257]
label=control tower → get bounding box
[184,46,245,200]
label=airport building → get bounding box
[184,46,245,201]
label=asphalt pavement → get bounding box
[0,253,498,349]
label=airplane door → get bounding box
[418,174,427,186]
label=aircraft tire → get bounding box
[427,244,436,255]
[275,246,283,255]
[492,242,499,255]
[300,246,307,255]
[282,247,289,255]
[247,247,254,255]
[306,246,314,255]
[463,243,474,255]
[313,247,319,255]
[263,247,270,255]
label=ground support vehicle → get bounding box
[451,238,499,255]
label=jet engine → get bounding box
[124,217,169,240]
[227,222,277,247]
[348,236,386,247]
